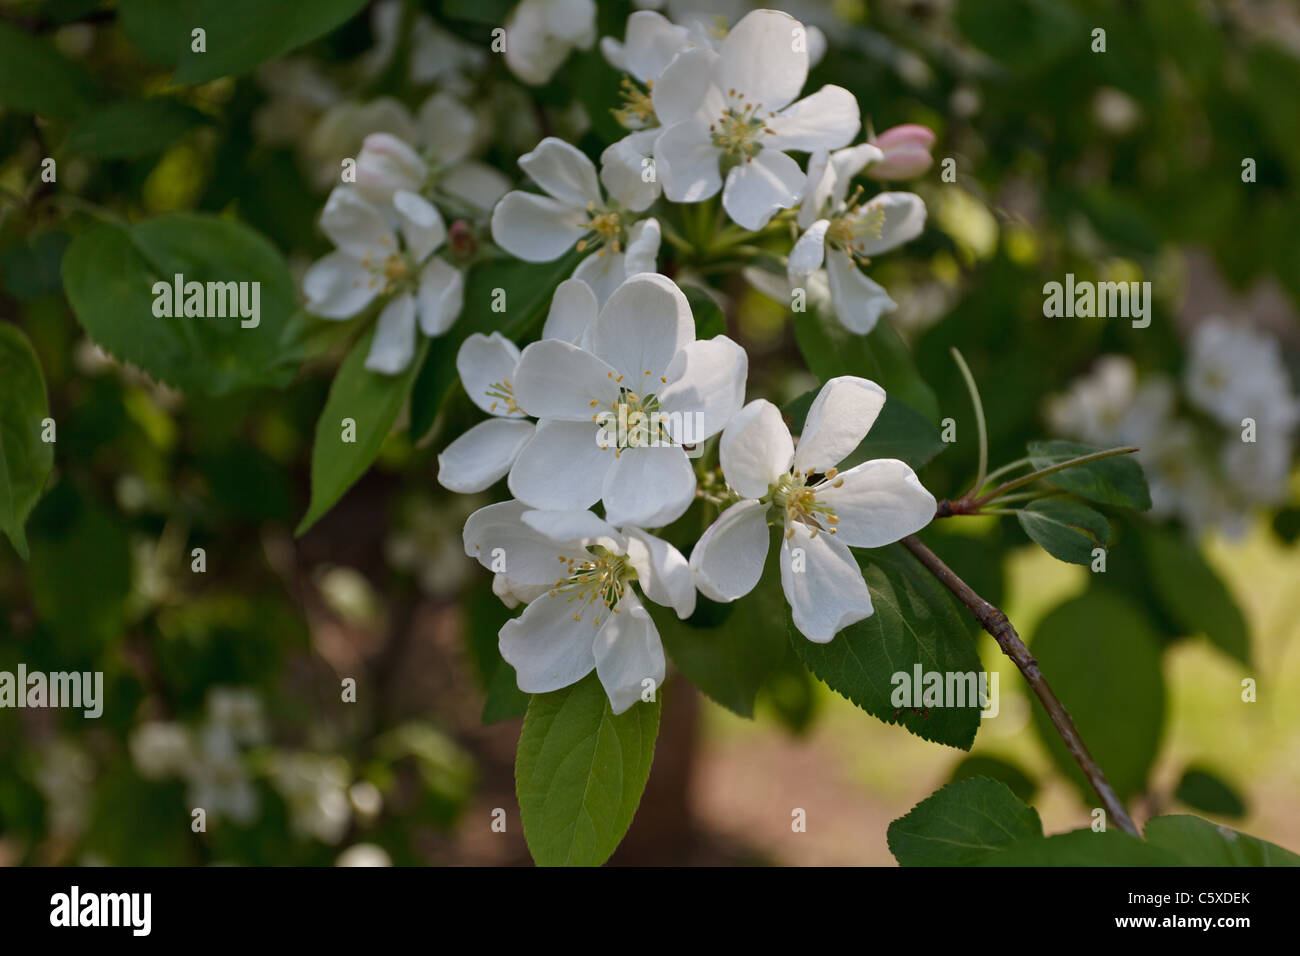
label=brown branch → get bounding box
[901,533,1141,837]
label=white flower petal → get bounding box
[415,91,476,165]
[623,217,661,276]
[364,293,417,374]
[825,249,896,334]
[571,248,626,308]
[508,419,612,512]
[591,272,694,383]
[319,187,395,259]
[655,119,723,203]
[659,335,748,442]
[817,458,936,547]
[545,0,597,45]
[542,277,599,345]
[624,528,696,619]
[689,499,771,602]
[521,509,625,553]
[621,10,692,84]
[781,521,873,643]
[500,591,598,694]
[600,35,629,73]
[788,219,829,279]
[828,143,884,205]
[519,136,603,207]
[593,591,665,714]
[463,499,586,584]
[651,46,722,126]
[798,150,832,229]
[793,375,887,474]
[513,338,621,419]
[457,331,524,417]
[302,251,380,318]
[393,189,447,262]
[415,257,463,336]
[721,149,805,231]
[437,419,536,493]
[490,190,587,262]
[717,9,808,112]
[719,399,795,498]
[600,130,661,212]
[849,191,926,256]
[601,445,696,528]
[766,85,860,153]
[355,133,427,205]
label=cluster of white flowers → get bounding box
[290,6,942,715]
[444,269,935,712]
[129,688,358,842]
[489,8,932,332]
[1046,318,1299,537]
[130,688,267,825]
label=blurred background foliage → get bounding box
[0,0,1297,864]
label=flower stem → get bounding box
[971,446,1139,508]
[901,534,1141,837]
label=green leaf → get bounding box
[62,215,300,396]
[63,98,206,159]
[783,391,946,472]
[1141,526,1250,665]
[515,673,660,867]
[1028,590,1165,800]
[656,531,790,718]
[0,21,93,117]
[0,324,54,559]
[1174,768,1247,819]
[792,307,940,421]
[1016,498,1111,565]
[120,0,370,83]
[1144,815,1300,866]
[888,777,1043,866]
[409,251,581,441]
[296,331,430,535]
[794,543,984,749]
[978,828,1183,866]
[949,755,1036,802]
[1027,440,1152,510]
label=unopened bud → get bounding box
[866,124,936,181]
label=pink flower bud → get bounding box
[866,124,936,181]
[355,133,426,204]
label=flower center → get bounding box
[551,547,634,623]
[827,187,887,265]
[710,90,772,163]
[358,241,416,296]
[614,77,657,129]
[769,469,843,537]
[577,205,625,257]
[484,379,520,416]
[592,376,674,453]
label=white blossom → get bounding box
[463,500,695,713]
[650,9,859,229]
[690,376,935,642]
[492,137,662,305]
[302,186,464,374]
[437,279,601,493]
[507,273,747,528]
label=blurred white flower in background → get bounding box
[1046,324,1298,538]
[504,0,597,85]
